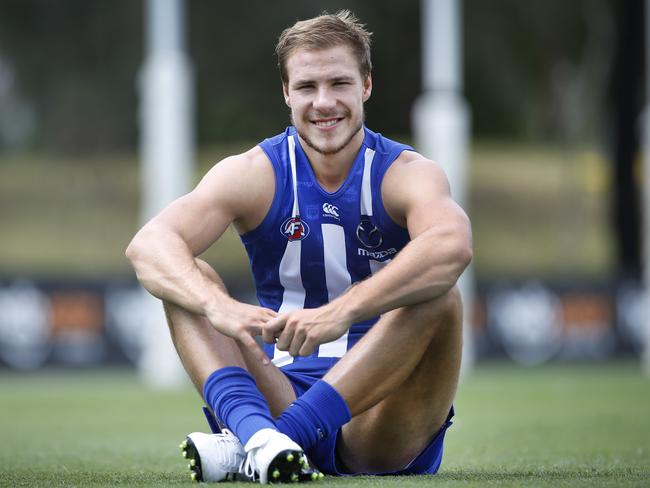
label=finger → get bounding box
[262,316,281,344]
[298,335,316,357]
[289,328,306,357]
[262,307,279,318]
[275,323,295,351]
[247,324,263,337]
[265,315,287,333]
[237,334,270,365]
[263,316,286,343]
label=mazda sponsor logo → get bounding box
[356,217,383,249]
[358,247,397,260]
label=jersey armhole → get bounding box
[240,142,284,244]
[373,147,415,233]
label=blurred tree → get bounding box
[465,0,613,141]
[0,0,142,154]
[0,0,619,154]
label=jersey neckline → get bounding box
[291,126,372,200]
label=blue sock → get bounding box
[276,380,351,450]
[203,367,276,446]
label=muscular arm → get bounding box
[336,155,472,321]
[125,147,276,360]
[264,153,472,356]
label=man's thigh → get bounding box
[336,290,463,473]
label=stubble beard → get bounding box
[292,110,365,156]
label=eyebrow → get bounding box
[292,75,356,87]
[331,76,355,83]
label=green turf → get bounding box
[0,362,648,487]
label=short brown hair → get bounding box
[275,10,373,84]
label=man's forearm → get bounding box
[334,226,472,324]
[125,226,229,316]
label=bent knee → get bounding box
[194,258,226,287]
[401,286,463,329]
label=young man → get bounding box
[126,10,472,484]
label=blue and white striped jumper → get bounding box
[240,126,413,367]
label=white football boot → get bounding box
[180,429,252,482]
[241,428,323,484]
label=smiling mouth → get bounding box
[312,118,343,128]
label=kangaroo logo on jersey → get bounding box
[281,216,310,241]
[356,217,383,249]
[322,203,340,219]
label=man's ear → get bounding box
[283,83,291,107]
[362,74,372,102]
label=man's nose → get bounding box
[313,87,336,112]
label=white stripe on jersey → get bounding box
[361,148,376,216]
[288,135,300,217]
[369,258,391,275]
[273,141,378,365]
[273,239,303,366]
[318,223,352,357]
[273,135,304,367]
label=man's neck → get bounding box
[298,128,365,193]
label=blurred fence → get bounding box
[0,278,644,370]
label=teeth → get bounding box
[314,119,338,127]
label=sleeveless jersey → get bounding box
[240,126,413,367]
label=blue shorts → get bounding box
[280,357,454,476]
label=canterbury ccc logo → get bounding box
[322,203,340,218]
[281,216,310,241]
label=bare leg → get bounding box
[324,287,463,473]
[163,259,296,417]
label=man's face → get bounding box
[283,44,372,156]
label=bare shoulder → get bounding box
[386,150,450,188]
[200,146,273,188]
[381,150,452,227]
[196,146,275,232]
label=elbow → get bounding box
[447,232,473,285]
[124,237,139,265]
[124,231,148,273]
[456,240,473,274]
[453,215,473,277]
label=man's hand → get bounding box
[205,299,277,364]
[262,304,351,357]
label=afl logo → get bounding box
[281,216,310,241]
[356,217,383,249]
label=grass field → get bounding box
[0,361,648,487]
